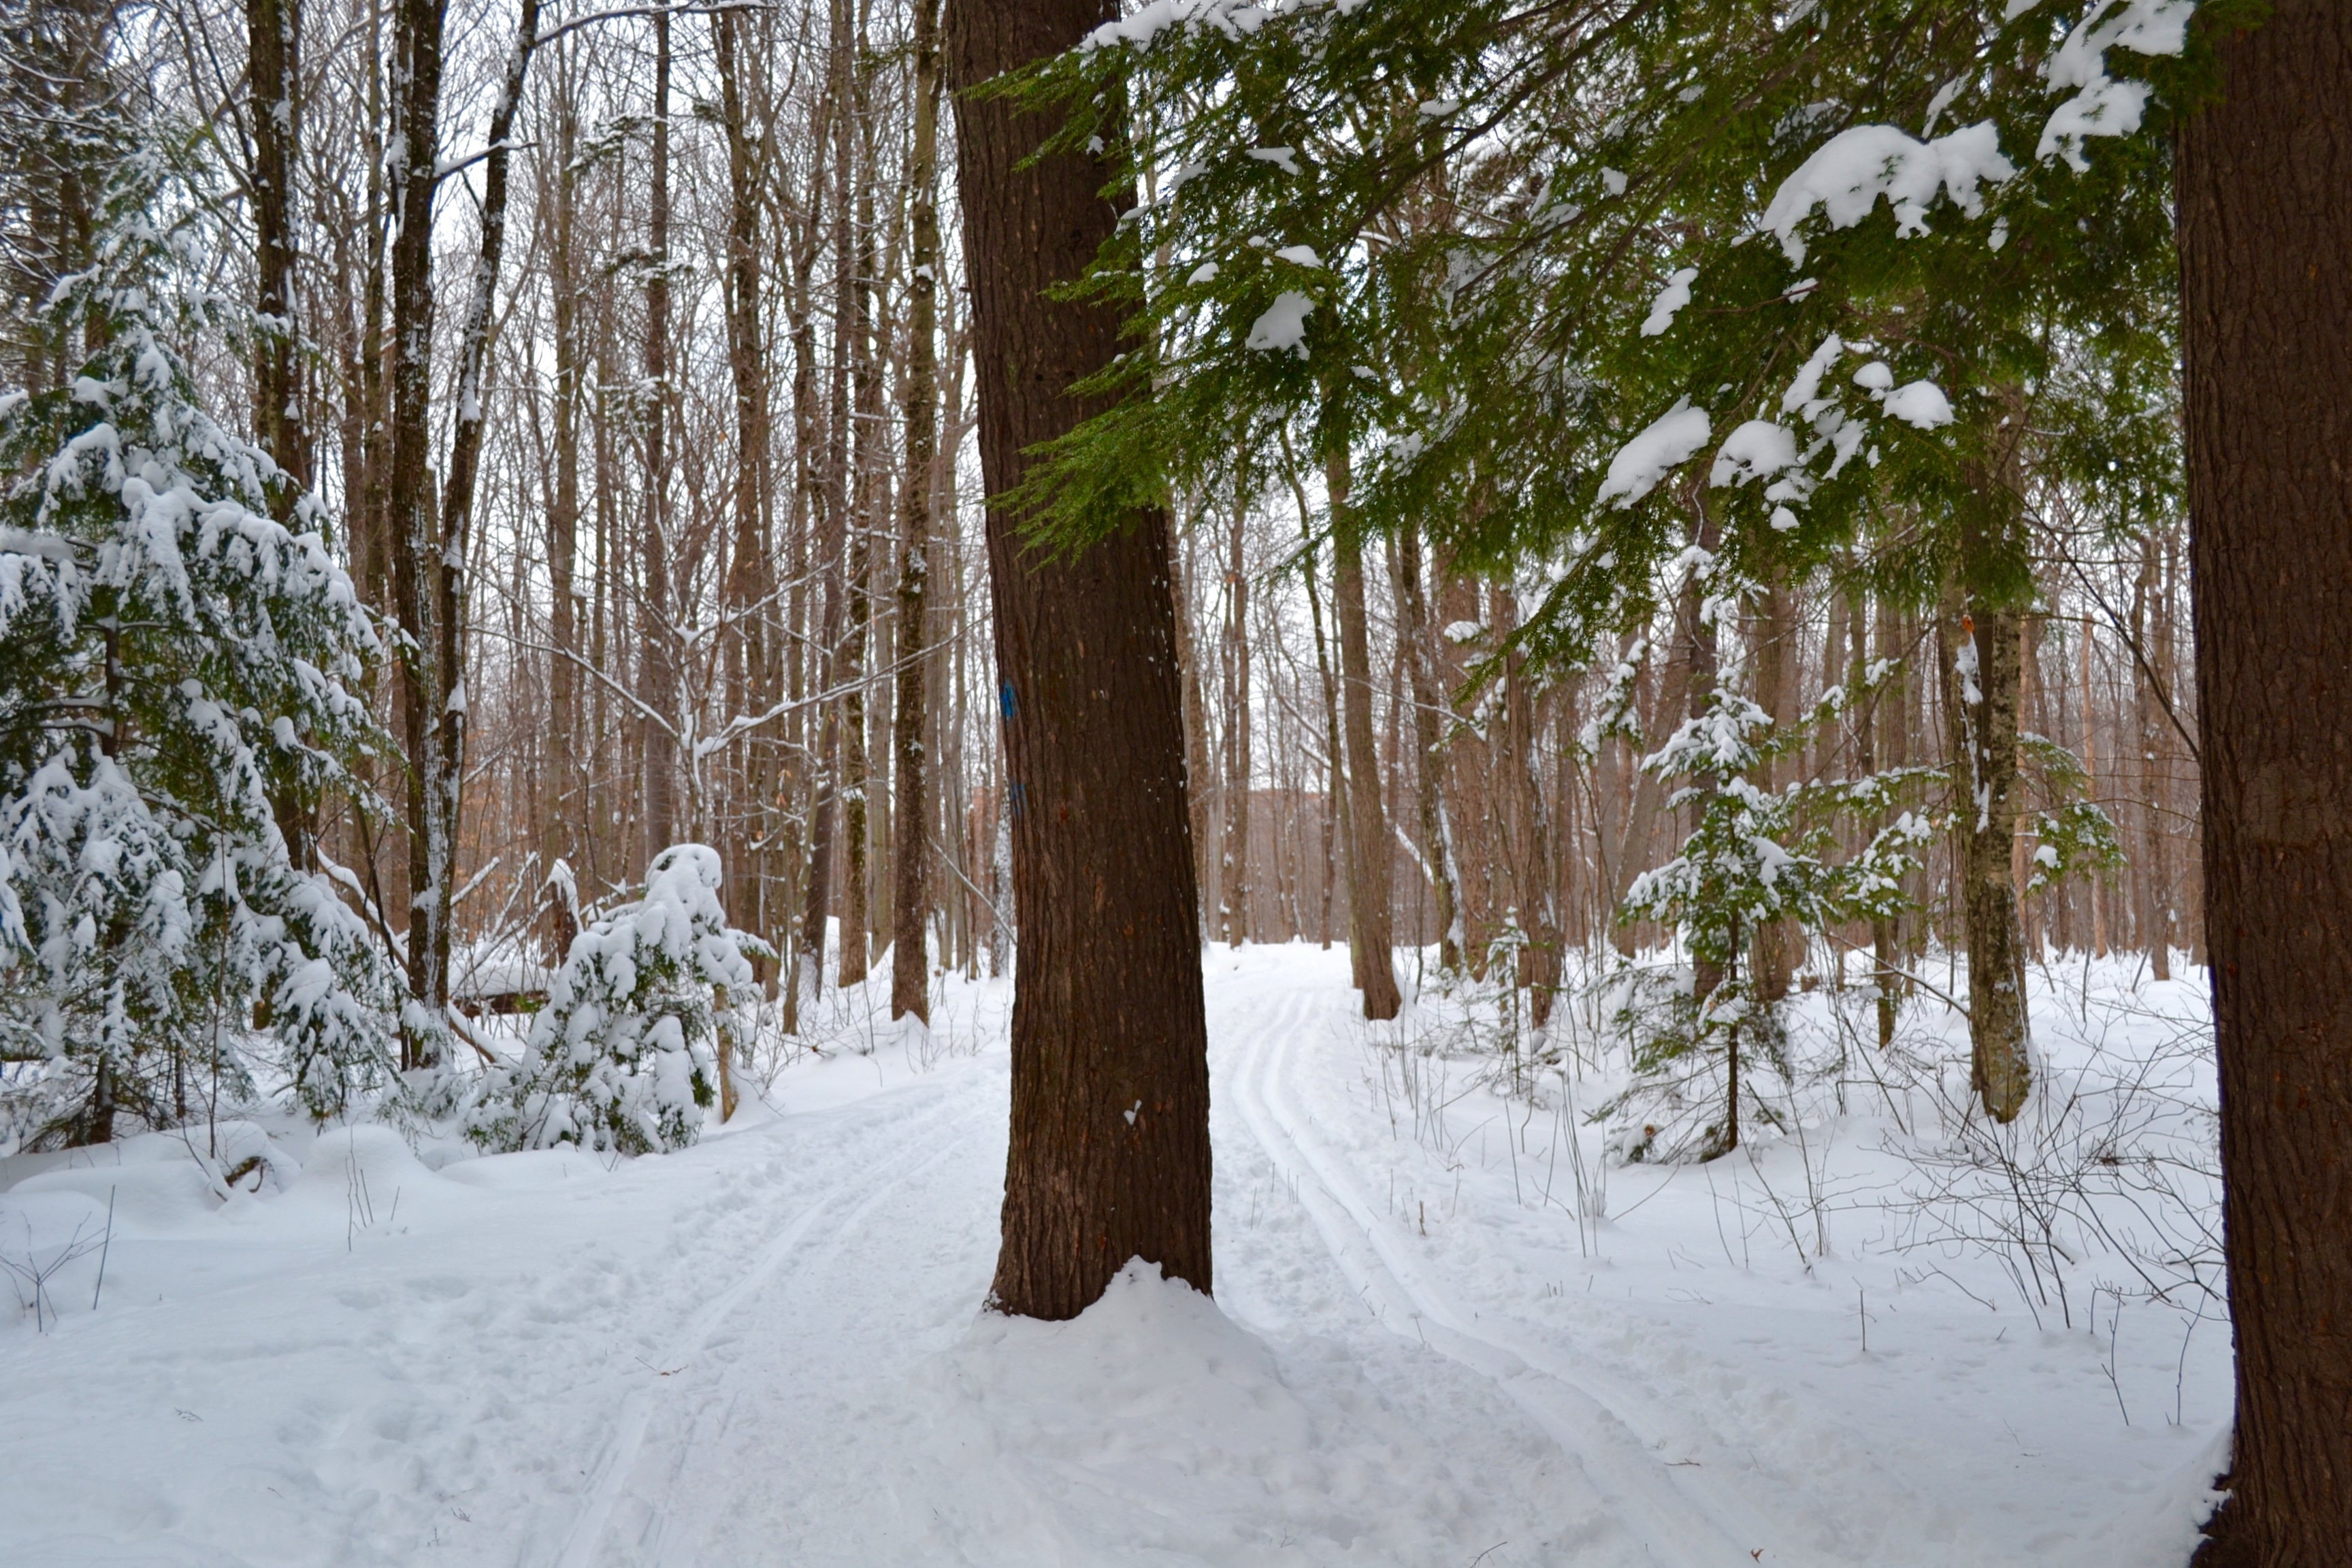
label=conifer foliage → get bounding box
[0,148,396,1145]
[469,845,763,1156]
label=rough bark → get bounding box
[1328,451,1401,1020]
[246,0,308,512]
[2177,3,2352,1558]
[246,0,318,874]
[889,0,941,1022]
[949,0,1211,1319]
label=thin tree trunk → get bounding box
[1949,478,2033,1123]
[1680,510,1722,1008]
[2133,530,2174,981]
[1220,483,1252,945]
[2178,4,2352,1557]
[639,10,677,865]
[799,0,855,1000]
[544,54,583,924]
[1170,513,1213,937]
[889,0,941,1022]
[385,0,451,1070]
[1328,448,1401,1020]
[949,0,1211,1320]
[1394,519,1463,973]
[1296,513,1343,952]
[247,0,317,875]
[246,0,307,512]
[1871,590,1908,1045]
[713,3,770,968]
[1497,589,1561,1024]
[1749,568,1797,1002]
[839,15,880,990]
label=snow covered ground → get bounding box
[0,944,2227,1567]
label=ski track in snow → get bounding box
[1219,981,1754,1566]
[0,950,2230,1566]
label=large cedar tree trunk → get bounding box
[2178,3,2352,1558]
[948,0,1212,1320]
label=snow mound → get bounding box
[902,1260,1569,1565]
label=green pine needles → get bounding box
[0,144,400,1145]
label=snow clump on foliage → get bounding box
[468,845,764,1156]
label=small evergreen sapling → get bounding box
[470,845,767,1156]
[1611,674,1934,1162]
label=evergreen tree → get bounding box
[0,146,397,1145]
[1017,0,2191,1122]
[1611,671,1932,1160]
[469,845,762,1156]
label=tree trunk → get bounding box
[546,71,583,906]
[385,0,451,1071]
[246,0,307,513]
[840,20,882,990]
[1394,519,1463,973]
[713,2,772,968]
[1298,517,1344,952]
[1220,484,1252,945]
[1173,517,1214,937]
[2178,4,2352,1558]
[2134,529,2174,981]
[799,0,856,1002]
[1680,511,1723,1009]
[1328,453,1401,1020]
[639,11,677,866]
[889,0,941,1022]
[1749,568,1797,1002]
[1871,590,1908,1046]
[949,0,1211,1319]
[247,0,318,875]
[1948,508,2033,1123]
[1494,584,1561,1022]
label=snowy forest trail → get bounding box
[0,949,2227,1566]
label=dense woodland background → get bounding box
[1,0,2198,1036]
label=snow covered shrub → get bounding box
[469,845,765,1156]
[0,147,398,1147]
